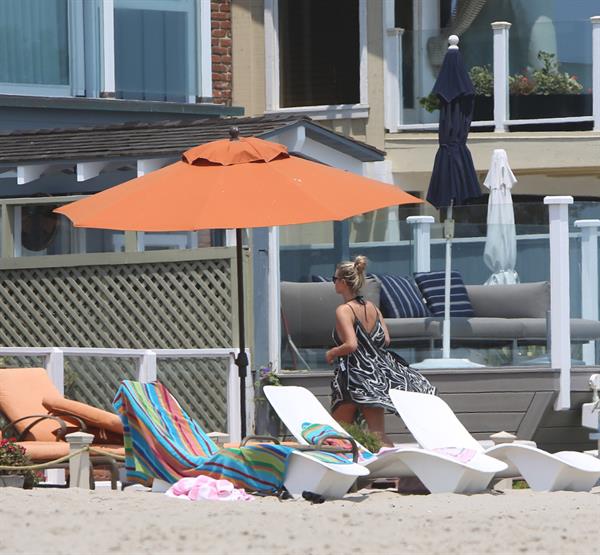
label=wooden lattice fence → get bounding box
[0,248,244,429]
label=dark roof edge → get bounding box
[0,94,244,117]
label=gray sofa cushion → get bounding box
[280,279,381,348]
[385,317,441,341]
[449,317,525,340]
[519,318,600,341]
[466,282,550,318]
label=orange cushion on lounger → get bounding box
[42,396,123,435]
[18,441,124,462]
[0,368,63,441]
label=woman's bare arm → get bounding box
[325,305,358,364]
[376,306,391,346]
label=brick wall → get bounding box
[211,0,232,105]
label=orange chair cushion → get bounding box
[18,441,124,463]
[0,368,62,441]
[42,396,123,436]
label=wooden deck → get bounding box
[278,366,598,452]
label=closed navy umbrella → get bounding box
[415,35,483,369]
[427,36,480,208]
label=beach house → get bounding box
[0,0,598,451]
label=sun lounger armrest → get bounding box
[241,434,281,446]
[3,414,70,441]
[316,434,359,463]
[295,435,359,463]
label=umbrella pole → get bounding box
[235,228,248,439]
[442,203,454,359]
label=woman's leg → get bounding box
[361,406,394,447]
[332,402,357,425]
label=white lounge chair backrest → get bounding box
[264,385,367,449]
[389,390,483,452]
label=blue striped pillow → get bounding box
[414,271,474,317]
[372,274,430,318]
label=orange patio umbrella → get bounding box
[56,128,422,437]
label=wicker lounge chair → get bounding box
[0,367,124,488]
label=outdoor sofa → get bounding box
[280,279,600,353]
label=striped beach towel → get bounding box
[301,422,374,463]
[113,381,292,493]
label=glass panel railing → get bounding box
[508,19,592,129]
[279,200,600,370]
[401,27,493,127]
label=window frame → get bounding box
[0,0,85,97]
[264,0,368,120]
[0,0,210,103]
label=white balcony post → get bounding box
[574,219,600,365]
[45,347,64,395]
[544,196,574,410]
[407,216,434,273]
[592,17,600,131]
[138,350,157,383]
[384,27,404,131]
[100,0,115,98]
[491,22,511,133]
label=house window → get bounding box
[278,0,360,108]
[266,0,367,116]
[0,0,71,95]
[114,0,197,102]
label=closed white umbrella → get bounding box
[483,149,519,285]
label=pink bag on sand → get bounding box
[166,475,254,502]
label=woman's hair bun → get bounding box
[353,255,367,275]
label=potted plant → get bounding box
[254,365,283,437]
[509,51,590,129]
[0,437,40,489]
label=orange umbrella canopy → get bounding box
[56,134,421,231]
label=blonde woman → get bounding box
[326,255,435,446]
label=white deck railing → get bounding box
[0,346,253,443]
[386,16,600,132]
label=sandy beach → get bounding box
[0,486,598,555]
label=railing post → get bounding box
[491,21,511,133]
[574,219,600,365]
[407,216,434,272]
[268,226,281,372]
[66,432,94,489]
[384,27,404,131]
[592,17,600,131]
[45,347,64,395]
[138,350,157,383]
[227,352,242,443]
[544,196,574,410]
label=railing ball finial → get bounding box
[448,35,459,50]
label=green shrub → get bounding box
[340,421,382,454]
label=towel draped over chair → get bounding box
[113,381,293,493]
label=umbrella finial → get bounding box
[448,35,459,50]
[229,127,240,141]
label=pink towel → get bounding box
[433,447,478,463]
[166,475,255,502]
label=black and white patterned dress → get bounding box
[331,303,436,413]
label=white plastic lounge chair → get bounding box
[389,390,600,492]
[264,385,508,494]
